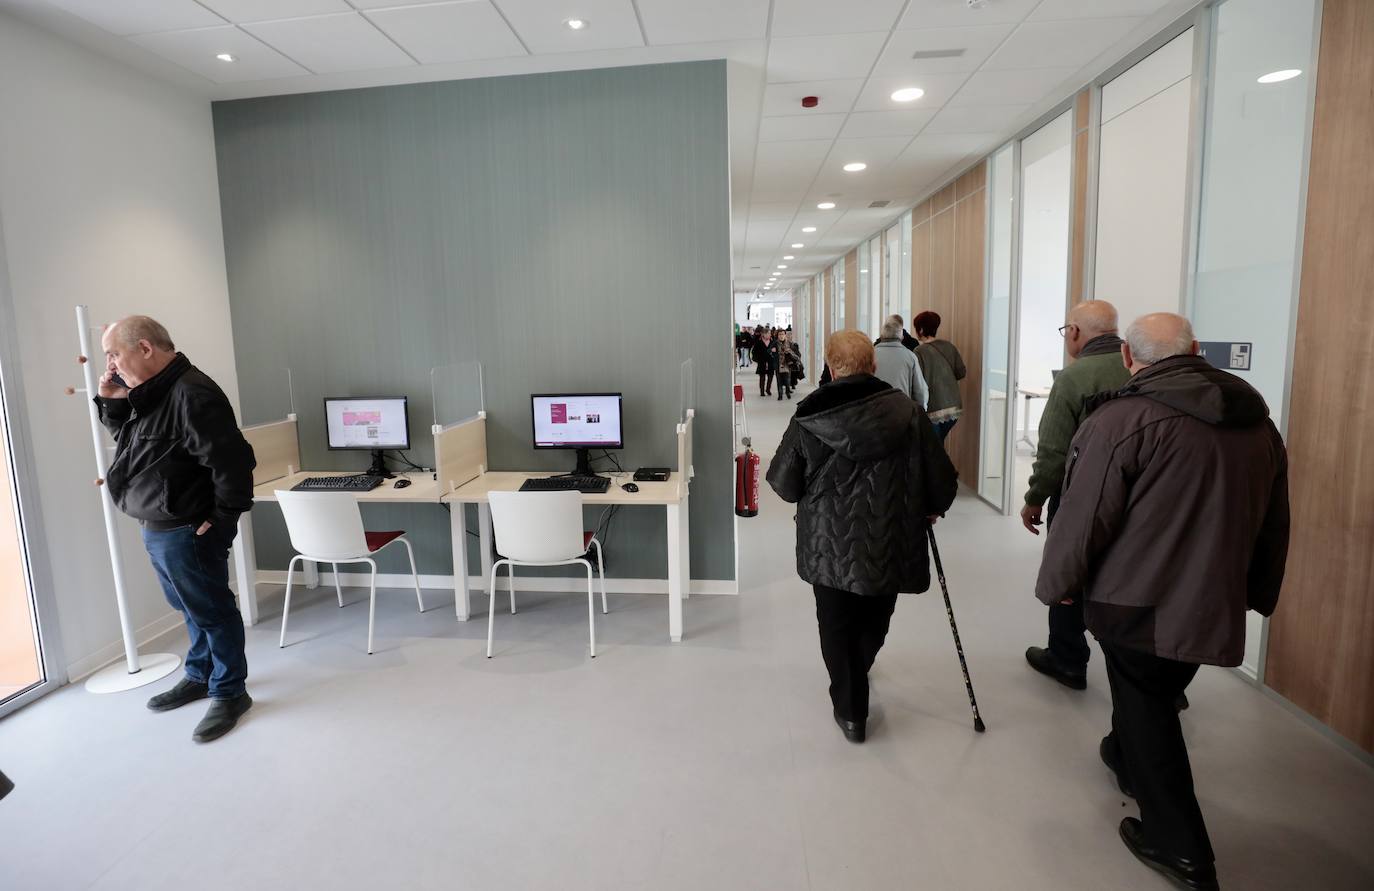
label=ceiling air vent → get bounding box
[868,200,891,208]
[911,48,966,60]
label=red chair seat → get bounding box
[584,531,595,549]
[365,530,405,553]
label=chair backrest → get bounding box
[274,490,369,560]
[488,491,585,563]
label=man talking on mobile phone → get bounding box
[96,316,256,743]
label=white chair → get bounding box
[275,490,426,655]
[486,491,607,658]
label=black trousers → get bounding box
[1102,643,1212,863]
[758,370,773,394]
[814,584,898,722]
[1045,495,1091,668]
[776,371,792,397]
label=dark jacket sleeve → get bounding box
[1034,417,1131,605]
[766,420,807,504]
[1247,440,1290,616]
[94,396,132,439]
[917,413,958,516]
[179,387,256,528]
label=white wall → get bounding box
[0,11,237,678]
[1094,29,1194,329]
[735,291,791,328]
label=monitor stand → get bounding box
[366,449,395,479]
[569,448,604,480]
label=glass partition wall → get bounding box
[978,143,1017,507]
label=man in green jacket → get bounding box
[1023,300,1132,689]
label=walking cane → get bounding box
[927,525,986,733]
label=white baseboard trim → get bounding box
[66,610,185,683]
[255,570,738,597]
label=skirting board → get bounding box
[254,570,739,596]
[65,609,185,683]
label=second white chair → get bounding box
[487,490,607,658]
[275,489,426,655]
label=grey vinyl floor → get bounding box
[2,378,1372,890]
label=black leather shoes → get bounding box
[1025,646,1087,690]
[192,693,252,743]
[1100,736,1135,798]
[147,677,209,712]
[834,710,866,744]
[1119,818,1219,891]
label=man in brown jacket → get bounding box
[1035,313,1288,891]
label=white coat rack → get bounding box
[67,305,179,693]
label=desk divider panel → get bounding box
[242,417,300,486]
[435,414,486,494]
[677,410,694,488]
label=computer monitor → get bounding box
[324,396,410,478]
[530,393,623,478]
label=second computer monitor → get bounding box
[531,393,623,477]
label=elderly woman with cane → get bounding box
[767,330,958,743]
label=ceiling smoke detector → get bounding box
[801,96,819,108]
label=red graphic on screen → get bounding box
[550,403,568,424]
[342,411,382,426]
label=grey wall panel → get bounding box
[213,61,733,580]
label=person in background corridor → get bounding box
[767,330,958,744]
[912,311,966,442]
[1036,313,1288,891]
[736,327,752,367]
[753,328,775,396]
[874,315,928,408]
[1022,300,1131,692]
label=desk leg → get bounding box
[451,503,471,621]
[232,514,259,626]
[666,500,684,643]
[478,502,494,599]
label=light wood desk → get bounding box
[444,471,690,642]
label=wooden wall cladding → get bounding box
[1265,0,1374,755]
[1070,89,1091,304]
[844,249,858,328]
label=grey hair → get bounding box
[880,315,904,339]
[113,315,175,352]
[1126,315,1195,365]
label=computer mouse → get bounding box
[621,482,639,493]
[393,478,411,489]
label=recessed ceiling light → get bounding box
[216,53,236,62]
[891,87,925,103]
[791,243,804,248]
[817,202,836,210]
[783,255,795,260]
[564,18,589,30]
[1257,69,1301,84]
[843,162,867,172]
[777,265,788,269]
[802,226,817,233]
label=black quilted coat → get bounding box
[767,375,958,596]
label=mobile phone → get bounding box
[109,371,128,388]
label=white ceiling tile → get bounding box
[874,24,1016,75]
[984,18,1143,70]
[495,0,644,54]
[756,139,835,166]
[767,32,889,83]
[349,0,461,6]
[367,2,526,64]
[925,103,1028,133]
[771,0,906,38]
[899,0,1040,30]
[947,66,1081,106]
[635,0,769,45]
[762,80,865,117]
[130,25,310,82]
[749,204,804,221]
[758,113,847,142]
[197,1,350,22]
[851,72,970,111]
[897,131,1002,163]
[839,109,937,139]
[43,0,225,36]
[243,13,415,73]
[1029,0,1171,20]
[825,136,914,168]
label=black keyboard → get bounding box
[519,476,611,494]
[292,475,384,492]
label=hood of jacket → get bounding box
[1118,354,1269,427]
[794,374,912,461]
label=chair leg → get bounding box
[400,538,425,613]
[486,560,504,658]
[594,541,608,615]
[366,559,378,655]
[279,556,301,648]
[509,563,517,614]
[585,561,596,659]
[333,562,343,608]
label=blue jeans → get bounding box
[933,417,958,441]
[142,524,247,699]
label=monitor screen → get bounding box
[324,396,410,450]
[531,393,623,449]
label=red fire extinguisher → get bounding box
[734,384,759,517]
